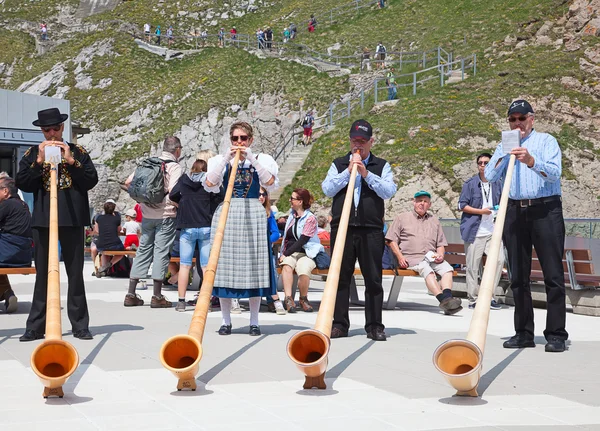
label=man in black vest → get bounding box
[16,108,98,341]
[322,119,397,341]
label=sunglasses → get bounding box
[477,161,489,166]
[259,192,267,197]
[289,197,301,201]
[508,115,529,123]
[231,135,249,142]
[42,125,61,132]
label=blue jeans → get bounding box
[179,227,211,267]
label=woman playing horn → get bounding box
[204,122,279,336]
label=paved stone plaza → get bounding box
[1,262,600,430]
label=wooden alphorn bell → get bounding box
[30,144,80,398]
[433,154,516,396]
[160,149,241,391]
[287,150,360,390]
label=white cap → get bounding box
[125,209,137,218]
[105,199,116,204]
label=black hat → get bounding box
[507,100,534,116]
[32,108,68,127]
[349,119,372,139]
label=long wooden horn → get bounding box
[287,150,360,390]
[30,148,80,398]
[433,154,516,396]
[160,149,241,391]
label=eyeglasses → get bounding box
[508,115,529,123]
[231,135,249,142]
[42,125,61,132]
[477,161,489,166]
[289,197,301,201]
[259,192,267,197]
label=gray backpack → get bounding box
[128,157,173,204]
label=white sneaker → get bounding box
[137,280,148,290]
[274,299,286,315]
[231,298,242,314]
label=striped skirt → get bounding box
[211,198,270,298]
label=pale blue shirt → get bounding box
[485,130,562,200]
[321,153,397,206]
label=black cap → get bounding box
[507,100,534,116]
[349,119,373,139]
[32,108,68,127]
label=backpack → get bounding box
[128,158,173,204]
[301,114,312,127]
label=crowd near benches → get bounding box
[275,239,600,315]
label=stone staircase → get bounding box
[271,144,312,202]
[75,0,120,19]
[445,68,469,84]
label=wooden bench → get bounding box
[274,239,455,310]
[445,243,600,315]
[0,267,36,275]
[100,250,195,264]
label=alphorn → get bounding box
[160,149,241,391]
[30,146,80,398]
[287,150,360,390]
[433,154,516,396]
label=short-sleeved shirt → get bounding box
[122,220,140,236]
[0,197,32,238]
[385,210,448,267]
[95,213,122,249]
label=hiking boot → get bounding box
[124,293,144,307]
[231,298,242,314]
[439,297,463,315]
[503,334,535,349]
[298,296,313,312]
[273,299,287,315]
[545,336,566,353]
[4,290,18,314]
[175,301,186,312]
[284,296,297,313]
[151,295,172,308]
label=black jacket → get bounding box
[16,142,98,228]
[169,172,223,229]
[331,152,387,230]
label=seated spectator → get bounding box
[275,211,289,237]
[89,213,99,275]
[95,199,125,277]
[385,190,463,315]
[0,175,33,313]
[123,209,141,250]
[279,188,324,313]
[316,213,330,243]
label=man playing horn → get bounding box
[322,119,397,341]
[485,99,567,353]
[17,108,98,341]
[386,190,463,315]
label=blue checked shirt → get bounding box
[485,130,562,200]
[322,154,396,205]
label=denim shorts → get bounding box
[179,227,211,267]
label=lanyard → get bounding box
[481,182,491,203]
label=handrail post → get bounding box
[413,72,417,95]
[422,51,426,68]
[329,103,334,126]
[360,88,365,109]
[473,53,477,75]
[437,46,440,71]
[374,79,378,104]
[440,65,444,87]
[347,99,351,117]
[461,58,465,80]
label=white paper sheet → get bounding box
[501,130,521,153]
[44,145,61,164]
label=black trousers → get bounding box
[331,226,384,333]
[503,199,568,341]
[27,227,89,334]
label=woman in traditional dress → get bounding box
[204,122,279,336]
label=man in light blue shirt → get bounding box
[322,119,396,341]
[485,99,567,353]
